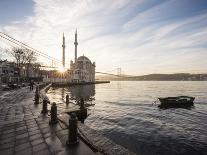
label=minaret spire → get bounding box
[74,29,78,62]
[62,32,65,68]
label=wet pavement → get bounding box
[0,87,97,155]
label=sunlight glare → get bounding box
[58,67,65,73]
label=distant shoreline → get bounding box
[96,73,207,81]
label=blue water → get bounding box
[47,81,207,155]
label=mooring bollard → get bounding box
[78,98,87,123]
[66,94,69,106]
[41,97,48,114]
[80,98,85,110]
[34,86,39,104]
[49,102,58,124]
[66,113,79,145]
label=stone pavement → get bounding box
[0,87,98,155]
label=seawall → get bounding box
[51,81,110,87]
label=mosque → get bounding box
[62,30,96,83]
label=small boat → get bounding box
[158,96,195,108]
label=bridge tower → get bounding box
[117,68,121,77]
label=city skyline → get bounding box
[0,0,207,75]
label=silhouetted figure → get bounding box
[29,80,34,91]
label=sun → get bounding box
[58,67,65,73]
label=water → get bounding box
[47,81,207,155]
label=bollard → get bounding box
[66,94,69,106]
[80,98,85,110]
[41,97,48,114]
[49,102,58,124]
[66,113,79,145]
[34,86,39,104]
[78,98,87,123]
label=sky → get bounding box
[0,0,207,75]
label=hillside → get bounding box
[96,73,207,81]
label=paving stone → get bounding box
[15,142,31,152]
[16,126,27,131]
[0,141,15,150]
[1,132,15,139]
[24,117,34,121]
[28,129,41,136]
[46,135,64,153]
[31,138,44,146]
[28,126,39,132]
[26,119,36,124]
[2,128,15,134]
[33,149,51,155]
[0,136,15,144]
[39,124,49,129]
[15,137,29,146]
[15,122,25,128]
[25,116,35,121]
[43,132,51,139]
[50,124,62,132]
[36,118,45,122]
[15,129,28,135]
[41,127,51,134]
[0,148,14,155]
[29,133,42,141]
[27,124,38,129]
[15,147,32,155]
[4,124,16,129]
[32,142,48,153]
[16,133,28,140]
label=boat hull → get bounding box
[158,96,194,108]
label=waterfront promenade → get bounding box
[0,85,137,155]
[0,86,97,155]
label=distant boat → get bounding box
[158,96,195,108]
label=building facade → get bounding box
[0,60,19,83]
[68,56,95,82]
[0,60,41,83]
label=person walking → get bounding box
[29,80,34,91]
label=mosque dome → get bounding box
[77,56,91,63]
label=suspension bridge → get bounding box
[0,31,132,78]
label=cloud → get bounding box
[0,0,207,75]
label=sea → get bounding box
[47,81,207,155]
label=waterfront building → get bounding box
[0,60,19,83]
[0,60,17,76]
[67,30,96,83]
[0,60,41,83]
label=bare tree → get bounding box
[7,47,36,78]
[25,50,36,78]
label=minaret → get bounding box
[62,33,65,68]
[74,29,78,62]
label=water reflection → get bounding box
[68,84,95,102]
[67,84,96,123]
